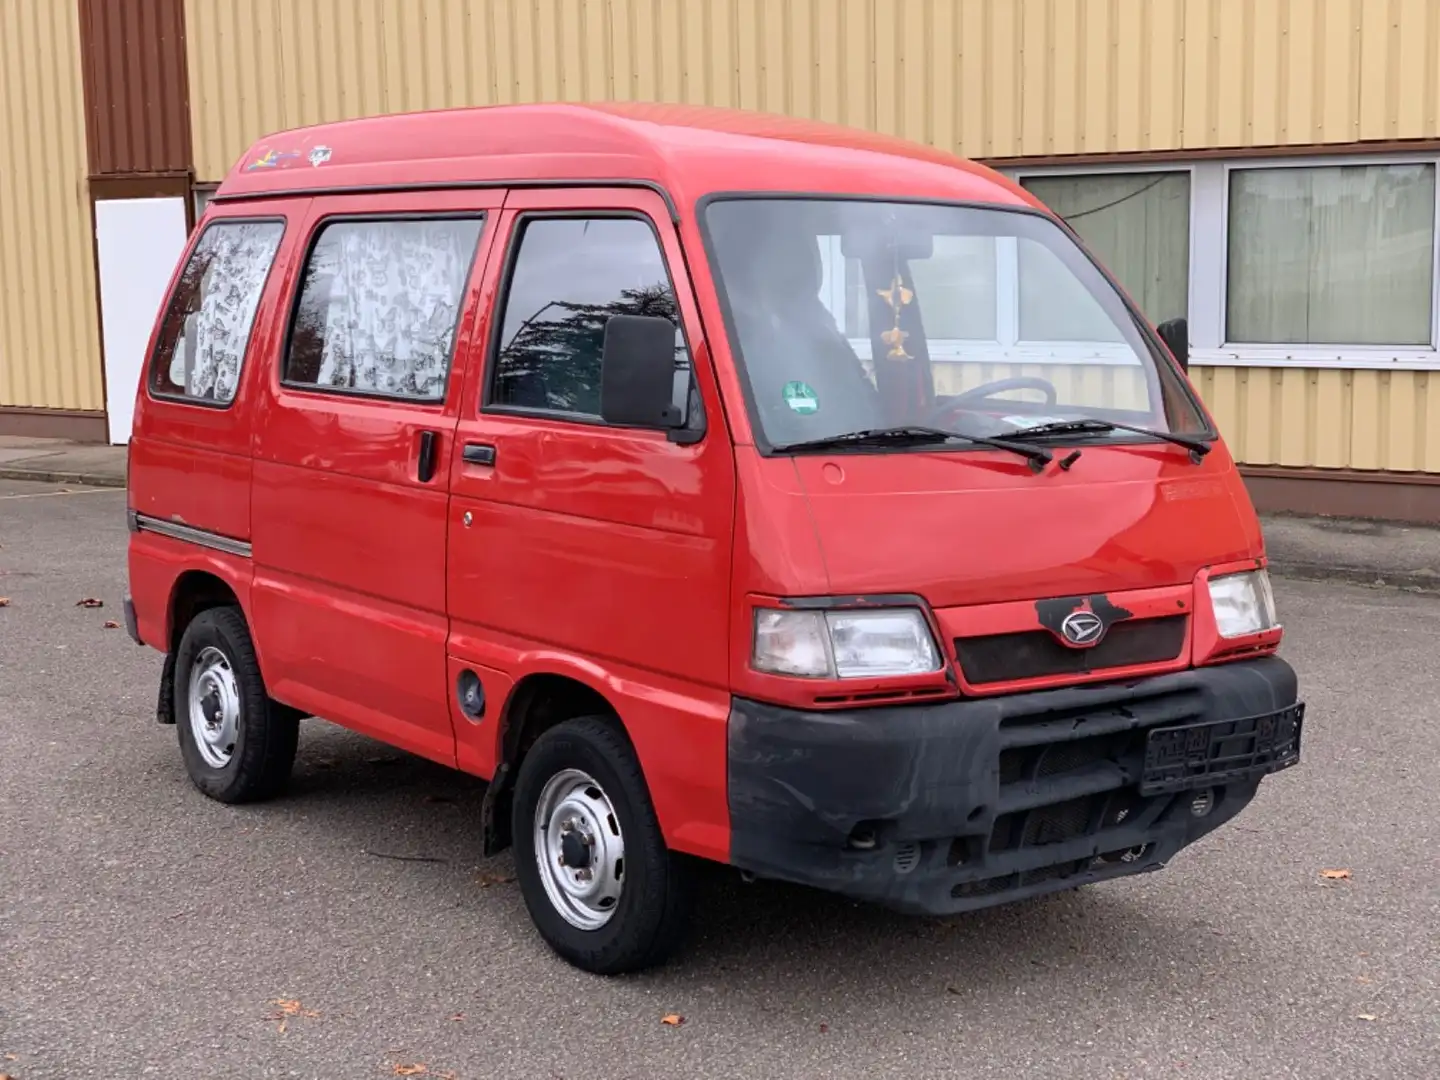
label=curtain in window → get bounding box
[1022,172,1190,330]
[1227,164,1436,346]
[309,219,478,398]
[174,221,283,402]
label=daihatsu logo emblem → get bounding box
[1060,610,1105,647]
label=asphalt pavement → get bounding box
[2,477,1436,1079]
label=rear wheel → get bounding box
[512,717,692,974]
[174,607,298,803]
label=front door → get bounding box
[445,187,736,780]
[249,190,501,764]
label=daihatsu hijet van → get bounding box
[124,103,1302,974]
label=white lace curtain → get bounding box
[306,219,480,399]
[170,221,284,402]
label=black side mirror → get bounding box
[600,314,683,429]
[1156,317,1189,374]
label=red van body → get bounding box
[124,104,1302,974]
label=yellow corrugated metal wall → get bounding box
[186,0,1440,179]
[1196,367,1440,473]
[0,1,102,412]
[184,0,1440,474]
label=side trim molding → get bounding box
[131,511,253,558]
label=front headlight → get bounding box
[1207,569,1278,638]
[752,607,943,679]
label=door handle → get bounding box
[417,430,440,483]
[463,442,496,467]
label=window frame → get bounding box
[1214,154,1440,363]
[277,211,487,406]
[146,215,288,411]
[1007,153,1440,371]
[481,209,702,432]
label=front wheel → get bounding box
[511,717,692,975]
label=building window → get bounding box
[284,217,484,401]
[816,230,1141,366]
[1021,172,1191,329]
[490,216,694,422]
[1226,163,1437,346]
[149,220,285,405]
[193,185,218,223]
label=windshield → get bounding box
[702,197,1208,451]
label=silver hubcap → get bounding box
[188,646,240,769]
[534,769,625,930]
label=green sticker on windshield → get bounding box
[783,381,819,415]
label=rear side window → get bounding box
[150,220,285,404]
[490,216,696,425]
[284,217,484,401]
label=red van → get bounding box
[124,103,1302,974]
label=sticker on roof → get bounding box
[245,148,301,171]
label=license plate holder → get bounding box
[1140,703,1304,796]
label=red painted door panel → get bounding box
[446,189,735,852]
[129,204,309,544]
[249,190,503,765]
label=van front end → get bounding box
[703,191,1304,915]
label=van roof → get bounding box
[215,102,1035,213]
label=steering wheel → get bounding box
[927,376,1058,425]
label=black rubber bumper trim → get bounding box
[122,596,143,647]
[727,656,1301,916]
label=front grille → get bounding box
[991,794,1103,853]
[956,615,1188,685]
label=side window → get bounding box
[284,217,484,401]
[491,216,697,425]
[150,220,285,404]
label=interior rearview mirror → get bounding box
[600,314,683,430]
[1156,317,1189,374]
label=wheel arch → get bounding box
[480,670,631,856]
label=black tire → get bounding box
[173,606,298,804]
[512,717,693,975]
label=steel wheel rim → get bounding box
[188,646,240,769]
[533,768,625,931]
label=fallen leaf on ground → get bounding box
[394,1066,428,1077]
[1320,868,1352,881]
[265,998,319,1033]
[1357,1013,1378,1022]
[819,1023,829,1033]
[449,1012,465,1021]
[269,999,320,1018]
[102,620,121,629]
[476,871,516,888]
[661,1013,685,1026]
[0,598,10,607]
[1357,975,1373,984]
[945,985,962,995]
[76,597,104,608]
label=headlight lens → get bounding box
[752,608,942,679]
[1207,569,1278,638]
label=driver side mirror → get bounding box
[1156,317,1189,374]
[600,314,683,430]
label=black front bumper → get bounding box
[728,657,1302,916]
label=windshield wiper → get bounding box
[773,425,1054,472]
[1008,418,1212,462]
